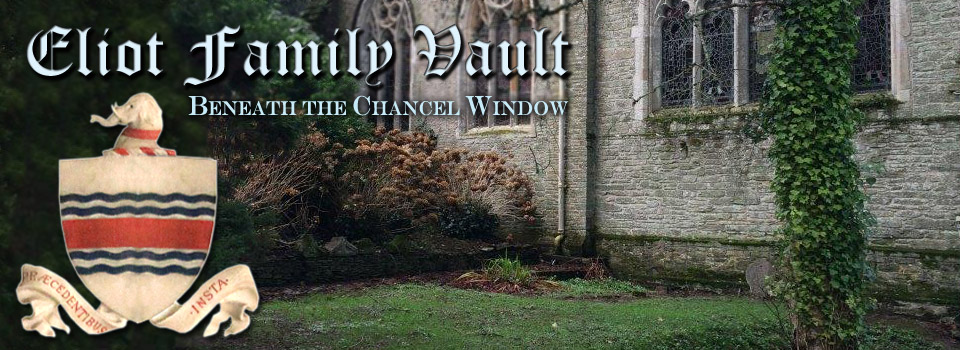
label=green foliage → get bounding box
[438,201,500,240]
[295,233,323,258]
[655,323,789,350]
[352,238,377,254]
[171,0,369,179]
[205,200,264,277]
[762,0,873,347]
[482,256,534,285]
[552,278,648,299]
[187,284,946,350]
[385,234,413,254]
[851,93,901,111]
[861,326,946,350]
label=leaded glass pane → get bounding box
[357,0,413,131]
[397,35,411,131]
[494,17,511,126]
[661,0,692,107]
[749,5,777,102]
[854,0,890,92]
[474,25,491,128]
[518,19,534,126]
[380,31,396,122]
[700,0,734,106]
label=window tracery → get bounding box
[356,0,414,131]
[462,0,537,130]
[654,0,893,110]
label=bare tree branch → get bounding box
[687,1,786,20]
[511,0,585,20]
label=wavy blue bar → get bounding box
[75,264,201,276]
[69,250,207,262]
[60,192,216,204]
[61,206,215,217]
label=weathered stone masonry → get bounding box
[339,0,960,306]
[589,0,960,306]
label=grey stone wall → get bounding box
[336,0,960,305]
[590,0,960,305]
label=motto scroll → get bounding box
[17,264,258,337]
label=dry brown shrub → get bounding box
[231,129,341,233]
[583,258,610,280]
[334,128,537,234]
[228,127,537,238]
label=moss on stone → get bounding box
[648,105,757,124]
[638,93,959,139]
[627,273,747,290]
[645,105,756,137]
[462,126,534,138]
[597,233,777,248]
[598,233,960,258]
[919,255,943,269]
[872,281,960,305]
[851,92,902,110]
[597,234,960,305]
[603,257,747,290]
[868,245,960,259]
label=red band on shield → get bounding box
[121,128,162,140]
[63,218,213,250]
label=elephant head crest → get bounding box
[90,93,175,156]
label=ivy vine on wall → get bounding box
[760,0,874,348]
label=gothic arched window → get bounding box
[356,0,414,131]
[748,4,777,101]
[700,0,734,105]
[463,0,537,131]
[660,0,693,107]
[746,0,891,100]
[654,0,894,111]
[853,0,891,92]
[659,0,734,107]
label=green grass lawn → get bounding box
[185,283,944,350]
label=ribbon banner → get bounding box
[17,264,258,337]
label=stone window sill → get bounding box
[851,92,902,110]
[461,125,536,138]
[649,92,900,122]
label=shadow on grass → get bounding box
[178,283,951,350]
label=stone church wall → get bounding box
[339,0,960,306]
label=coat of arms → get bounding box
[16,93,258,337]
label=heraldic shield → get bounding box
[16,93,258,338]
[60,156,216,323]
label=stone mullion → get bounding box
[732,0,750,105]
[378,84,388,129]
[889,0,910,103]
[633,1,652,119]
[691,19,703,107]
[650,7,663,113]
[393,39,404,130]
[509,18,520,127]
[487,23,498,128]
